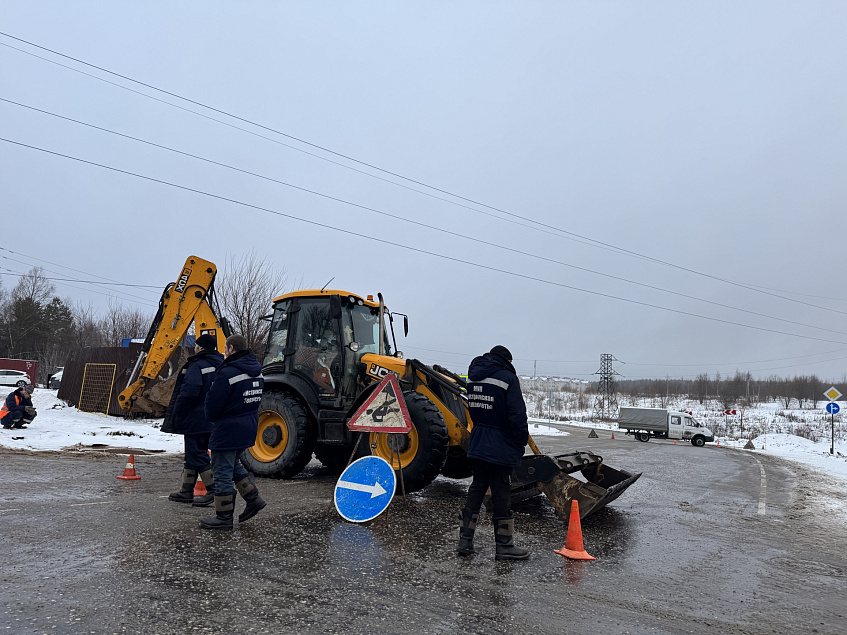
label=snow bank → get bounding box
[0,389,183,454]
[719,433,847,483]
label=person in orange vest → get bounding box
[1,384,37,429]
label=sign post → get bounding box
[825,401,840,455]
[824,387,842,456]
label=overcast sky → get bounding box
[1,2,846,382]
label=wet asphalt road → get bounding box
[1,428,846,635]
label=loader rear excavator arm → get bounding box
[118,255,230,416]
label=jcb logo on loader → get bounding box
[175,268,192,294]
[368,363,394,379]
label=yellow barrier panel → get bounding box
[79,363,117,416]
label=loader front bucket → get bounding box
[511,452,641,520]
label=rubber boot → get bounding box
[168,469,197,503]
[456,508,478,556]
[494,516,529,561]
[192,469,215,507]
[198,493,235,531]
[235,474,266,523]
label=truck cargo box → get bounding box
[619,407,668,431]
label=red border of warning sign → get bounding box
[347,374,412,433]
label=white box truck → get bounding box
[618,407,715,447]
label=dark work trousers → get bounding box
[183,433,212,472]
[210,450,250,497]
[2,410,36,428]
[463,459,513,518]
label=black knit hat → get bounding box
[195,334,218,350]
[489,345,512,362]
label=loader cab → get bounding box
[262,290,395,404]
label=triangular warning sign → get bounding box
[347,374,412,433]
[588,429,598,438]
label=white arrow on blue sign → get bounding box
[825,402,840,415]
[334,455,397,523]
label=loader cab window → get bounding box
[339,301,391,398]
[263,301,291,366]
[292,298,341,396]
[346,304,391,357]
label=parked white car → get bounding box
[0,369,32,388]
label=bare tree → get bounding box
[71,301,104,348]
[11,267,55,304]
[694,373,710,404]
[216,251,294,354]
[97,300,153,346]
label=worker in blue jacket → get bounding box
[1,384,36,429]
[163,333,224,506]
[458,345,530,560]
[200,334,266,531]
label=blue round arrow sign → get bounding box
[826,402,840,414]
[334,455,397,523]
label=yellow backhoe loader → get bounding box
[123,257,639,519]
[244,288,641,519]
[118,255,230,416]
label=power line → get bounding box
[6,134,847,349]
[0,253,158,304]
[5,97,847,337]
[0,269,159,289]
[0,245,160,294]
[2,31,845,314]
[0,267,155,308]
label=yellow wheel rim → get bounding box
[368,428,419,470]
[249,410,289,462]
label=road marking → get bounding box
[69,501,114,507]
[753,457,767,515]
[0,508,21,512]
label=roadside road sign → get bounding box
[334,456,396,523]
[724,409,737,415]
[824,386,842,401]
[825,402,840,415]
[347,374,412,433]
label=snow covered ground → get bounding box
[0,389,182,454]
[2,389,846,487]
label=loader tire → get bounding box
[358,391,448,492]
[314,443,354,473]
[242,391,316,479]
[440,455,474,479]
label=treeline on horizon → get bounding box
[601,373,845,410]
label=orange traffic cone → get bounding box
[554,500,596,561]
[117,454,141,480]
[611,432,615,440]
[194,479,207,496]
[673,440,677,444]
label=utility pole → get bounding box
[592,353,620,421]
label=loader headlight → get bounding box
[394,351,404,359]
[348,342,360,352]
